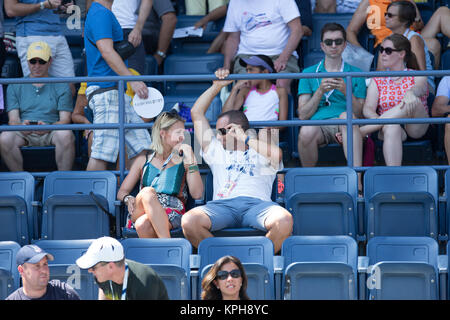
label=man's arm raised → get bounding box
[191,69,232,153]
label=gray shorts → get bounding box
[196,196,281,232]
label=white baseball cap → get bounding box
[76,237,124,269]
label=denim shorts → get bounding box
[197,196,281,232]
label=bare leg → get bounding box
[445,123,450,165]
[181,208,213,248]
[52,130,75,171]
[86,157,108,171]
[0,132,27,171]
[298,126,326,167]
[264,206,293,254]
[314,0,336,13]
[134,215,158,238]
[381,125,405,166]
[134,187,171,238]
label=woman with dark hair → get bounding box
[201,255,250,300]
[385,0,435,93]
[360,34,429,166]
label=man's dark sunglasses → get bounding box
[216,269,241,280]
[323,38,345,46]
[29,59,47,65]
[217,128,229,135]
[379,46,402,55]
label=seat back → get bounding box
[0,241,21,300]
[33,240,98,300]
[198,237,274,299]
[366,237,439,300]
[163,94,223,122]
[281,235,357,299]
[121,238,192,300]
[364,167,438,239]
[0,172,35,240]
[284,167,358,238]
[163,53,224,95]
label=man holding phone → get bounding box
[297,22,366,170]
[0,41,75,171]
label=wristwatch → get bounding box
[40,1,45,10]
[123,195,133,205]
[156,50,166,59]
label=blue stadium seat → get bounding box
[284,167,359,239]
[363,166,438,240]
[121,238,192,300]
[1,54,22,78]
[0,241,21,300]
[40,171,119,240]
[33,239,98,300]
[0,172,36,242]
[365,236,439,300]
[441,169,450,240]
[441,49,450,71]
[163,53,223,95]
[281,236,358,300]
[197,236,275,300]
[163,94,222,122]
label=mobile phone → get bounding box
[28,121,38,125]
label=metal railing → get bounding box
[1,68,449,181]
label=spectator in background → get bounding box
[193,4,228,54]
[116,111,203,239]
[222,0,304,92]
[384,1,435,93]
[76,236,169,300]
[185,0,228,15]
[4,0,76,95]
[297,23,366,189]
[0,0,5,72]
[87,0,153,75]
[6,244,80,300]
[142,0,177,67]
[201,255,250,300]
[0,41,75,172]
[182,75,293,254]
[359,34,429,166]
[421,6,450,69]
[312,0,362,13]
[431,76,450,164]
[346,0,422,50]
[84,0,151,171]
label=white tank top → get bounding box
[242,84,280,122]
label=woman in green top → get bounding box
[117,110,204,238]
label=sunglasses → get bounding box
[217,128,229,135]
[323,38,345,46]
[384,12,398,18]
[217,269,241,280]
[91,262,108,271]
[379,46,402,55]
[29,58,47,65]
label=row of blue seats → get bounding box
[1,166,450,246]
[0,235,448,300]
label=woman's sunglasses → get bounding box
[379,46,402,55]
[323,38,345,46]
[217,269,241,280]
[29,58,47,65]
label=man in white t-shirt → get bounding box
[86,0,152,74]
[431,76,450,164]
[181,70,293,254]
[222,0,304,91]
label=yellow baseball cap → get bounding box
[27,41,52,62]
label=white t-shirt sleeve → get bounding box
[223,0,240,33]
[436,76,450,99]
[278,0,301,23]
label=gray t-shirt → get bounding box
[6,280,81,300]
[142,0,175,37]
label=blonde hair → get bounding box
[150,111,185,155]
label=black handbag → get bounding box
[87,36,136,61]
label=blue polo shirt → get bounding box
[84,2,125,88]
[298,60,367,120]
[15,0,61,37]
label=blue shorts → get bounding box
[197,196,280,232]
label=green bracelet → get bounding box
[188,164,199,173]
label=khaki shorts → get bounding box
[232,53,300,74]
[16,131,55,147]
[320,125,340,147]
